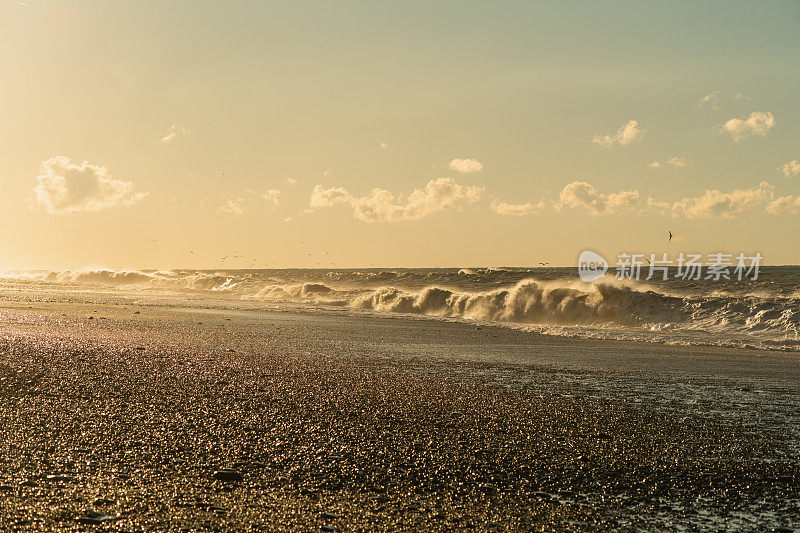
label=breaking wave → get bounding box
[0,268,253,292]
[349,280,684,326]
[2,267,799,351]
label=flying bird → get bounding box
[668,230,673,242]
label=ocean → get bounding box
[2,266,799,352]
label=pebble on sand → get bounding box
[212,469,243,482]
[78,509,111,525]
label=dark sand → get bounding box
[1,297,799,531]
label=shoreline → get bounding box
[2,266,800,355]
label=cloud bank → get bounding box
[34,156,147,214]
[550,180,790,219]
[310,178,483,222]
[308,175,800,221]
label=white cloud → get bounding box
[766,195,800,215]
[310,185,353,208]
[540,178,800,219]
[648,161,661,168]
[354,178,483,222]
[323,168,333,177]
[218,198,246,214]
[721,111,775,141]
[489,180,786,219]
[555,181,645,215]
[592,120,645,148]
[309,178,483,222]
[698,90,722,110]
[34,156,147,214]
[159,124,189,143]
[285,177,298,185]
[778,160,800,178]
[490,200,544,216]
[380,142,389,149]
[449,158,483,173]
[262,189,281,206]
[671,182,774,219]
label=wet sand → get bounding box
[1,297,799,531]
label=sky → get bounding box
[1,0,799,269]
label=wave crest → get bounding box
[352,279,683,326]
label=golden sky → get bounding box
[1,1,799,269]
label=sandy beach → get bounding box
[1,295,798,531]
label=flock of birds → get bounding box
[177,244,336,269]
[159,230,677,270]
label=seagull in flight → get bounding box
[668,230,673,242]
